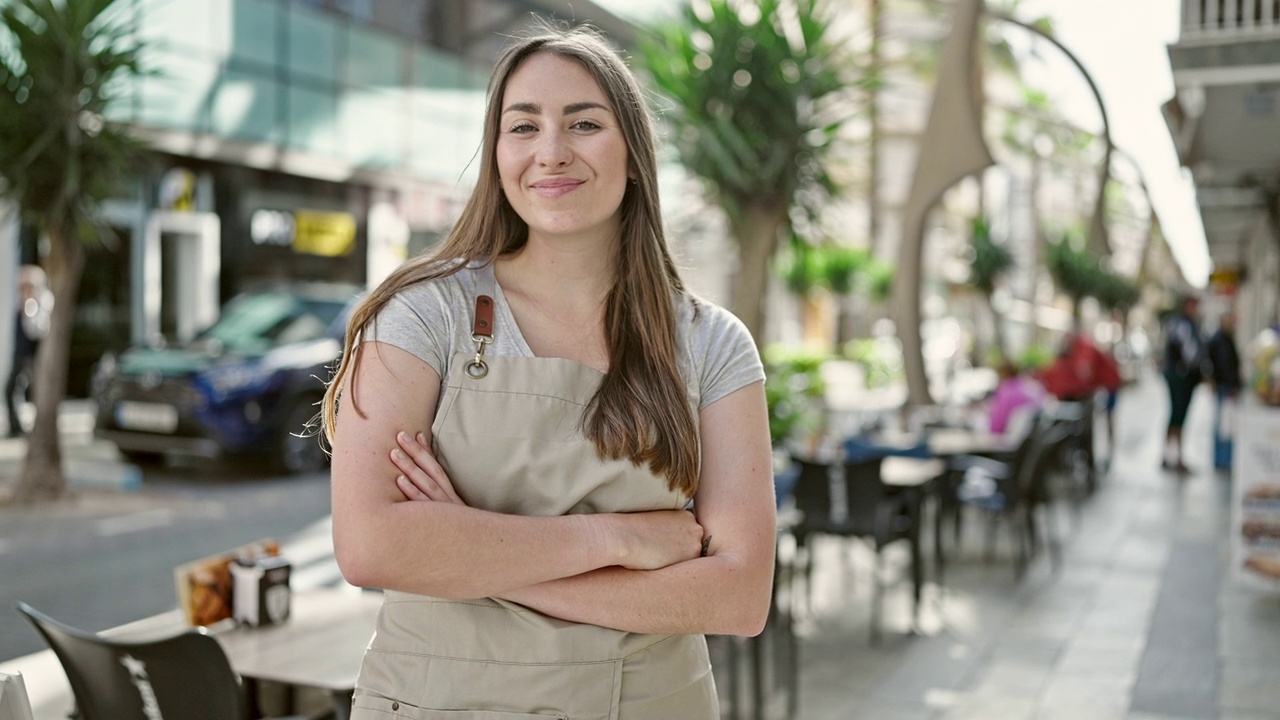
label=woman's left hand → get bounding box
[391,431,467,506]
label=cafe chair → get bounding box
[788,455,914,642]
[15,602,305,720]
[947,418,1072,579]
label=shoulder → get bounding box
[676,293,753,352]
[381,260,482,320]
[674,292,765,408]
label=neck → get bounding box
[500,230,619,306]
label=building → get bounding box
[2,0,629,397]
[1163,0,1280,343]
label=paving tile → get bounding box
[986,636,1065,669]
[1038,673,1133,709]
[1129,649,1217,719]
[940,695,1037,720]
[967,660,1053,701]
[1035,706,1128,720]
[1218,711,1280,720]
[1220,660,1280,713]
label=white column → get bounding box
[1185,0,1204,32]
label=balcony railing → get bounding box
[1182,0,1280,37]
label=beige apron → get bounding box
[350,284,719,720]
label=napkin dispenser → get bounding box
[231,555,292,627]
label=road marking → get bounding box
[95,509,174,537]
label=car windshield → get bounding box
[198,291,347,353]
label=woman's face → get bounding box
[495,53,630,245]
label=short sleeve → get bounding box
[362,283,455,377]
[688,299,766,410]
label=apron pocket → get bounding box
[351,694,567,719]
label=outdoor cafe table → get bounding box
[873,427,1019,458]
[880,456,946,625]
[872,427,1022,572]
[109,588,381,720]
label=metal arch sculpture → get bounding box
[892,0,994,408]
[893,0,1115,407]
[987,9,1114,258]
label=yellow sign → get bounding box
[292,210,356,257]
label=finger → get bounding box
[391,434,461,505]
[397,431,450,483]
[390,448,445,500]
[416,432,466,504]
[395,474,427,501]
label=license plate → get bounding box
[116,401,179,433]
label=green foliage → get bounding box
[1045,230,1140,314]
[842,337,904,389]
[0,0,148,234]
[1045,233,1101,303]
[1094,269,1141,313]
[777,238,870,297]
[864,259,895,302]
[968,217,1015,295]
[763,345,828,446]
[1015,344,1055,371]
[638,0,858,222]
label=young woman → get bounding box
[323,25,776,719]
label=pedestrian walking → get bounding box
[1162,294,1205,474]
[5,265,52,437]
[321,23,775,719]
[1208,309,1243,471]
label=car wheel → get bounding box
[274,397,328,474]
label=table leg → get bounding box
[243,677,262,719]
[331,689,353,720]
[908,490,924,629]
[751,632,765,720]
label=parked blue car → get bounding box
[93,283,362,473]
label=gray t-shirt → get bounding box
[364,261,764,412]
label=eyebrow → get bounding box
[501,101,612,115]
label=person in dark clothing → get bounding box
[1162,294,1205,474]
[1207,309,1243,471]
[5,266,51,437]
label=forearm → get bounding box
[500,546,774,637]
[334,499,617,599]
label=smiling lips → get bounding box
[529,177,585,198]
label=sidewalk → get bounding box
[0,400,141,494]
[790,369,1280,720]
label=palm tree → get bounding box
[0,0,148,503]
[638,0,860,343]
[968,216,1014,358]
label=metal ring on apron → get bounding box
[466,333,491,379]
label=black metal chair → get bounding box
[16,602,304,720]
[788,455,914,641]
[946,416,1073,579]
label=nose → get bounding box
[535,128,572,167]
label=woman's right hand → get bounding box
[607,509,706,571]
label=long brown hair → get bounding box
[321,24,701,495]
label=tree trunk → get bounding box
[726,200,787,347]
[9,223,84,503]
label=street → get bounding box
[0,457,336,663]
